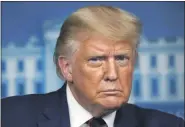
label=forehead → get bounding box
[79,35,133,53]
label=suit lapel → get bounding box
[37,83,70,127]
[114,103,139,127]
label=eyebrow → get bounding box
[89,53,131,59]
[87,51,132,58]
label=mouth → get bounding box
[99,90,122,96]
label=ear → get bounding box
[58,56,73,82]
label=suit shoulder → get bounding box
[2,91,59,117]
[126,104,184,127]
[2,94,44,109]
[2,91,60,127]
[2,90,59,109]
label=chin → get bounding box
[99,96,125,110]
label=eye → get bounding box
[87,56,105,67]
[115,55,129,60]
[115,55,130,66]
[88,56,105,62]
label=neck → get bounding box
[89,106,116,117]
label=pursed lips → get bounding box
[98,89,122,95]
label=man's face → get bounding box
[69,35,136,111]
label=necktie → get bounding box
[87,117,108,127]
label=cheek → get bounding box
[72,61,104,92]
[119,66,133,94]
[79,62,104,83]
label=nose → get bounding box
[104,58,118,81]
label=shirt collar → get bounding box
[103,111,116,127]
[66,84,116,127]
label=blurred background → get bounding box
[1,1,184,118]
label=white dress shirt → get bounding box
[66,84,117,127]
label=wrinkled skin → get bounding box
[59,35,136,117]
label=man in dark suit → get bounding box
[2,5,184,127]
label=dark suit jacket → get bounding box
[2,84,184,127]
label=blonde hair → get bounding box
[54,5,142,79]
